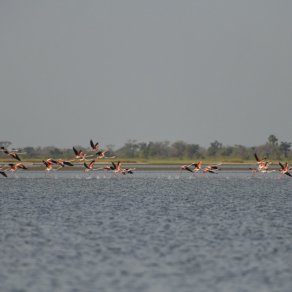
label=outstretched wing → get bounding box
[10,153,21,161]
[279,162,285,170]
[84,162,90,169]
[73,147,79,155]
[185,166,193,173]
[0,171,7,177]
[89,160,95,168]
[254,153,260,162]
[19,164,28,170]
[111,162,117,169]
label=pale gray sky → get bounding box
[1,0,291,149]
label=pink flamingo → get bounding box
[279,162,292,177]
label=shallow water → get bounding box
[0,171,292,292]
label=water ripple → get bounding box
[0,172,291,292]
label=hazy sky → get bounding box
[1,0,291,149]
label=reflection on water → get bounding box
[0,172,291,292]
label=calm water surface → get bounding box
[0,171,292,292]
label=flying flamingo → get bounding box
[114,161,135,175]
[203,164,221,174]
[258,161,272,173]
[103,162,118,171]
[191,161,202,172]
[0,147,22,161]
[180,164,194,173]
[83,160,96,172]
[181,161,211,174]
[73,147,92,161]
[250,153,272,173]
[90,140,100,152]
[42,159,55,171]
[95,150,116,159]
[279,162,292,177]
[254,153,270,170]
[6,163,28,172]
[53,159,74,169]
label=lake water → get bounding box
[0,171,292,292]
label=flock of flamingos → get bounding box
[0,140,291,178]
[181,152,291,177]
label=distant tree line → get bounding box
[115,135,291,161]
[0,134,291,161]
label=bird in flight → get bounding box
[6,163,28,172]
[90,140,100,152]
[180,164,194,173]
[42,159,56,171]
[73,147,93,161]
[53,159,74,169]
[191,161,202,172]
[95,150,116,159]
[83,160,96,172]
[103,161,118,171]
[113,161,135,175]
[203,163,221,174]
[1,147,22,161]
[279,162,292,177]
[252,153,272,173]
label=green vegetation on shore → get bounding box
[1,134,291,164]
